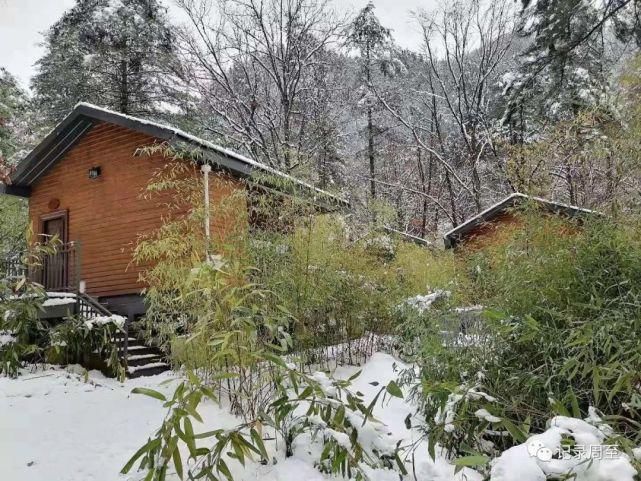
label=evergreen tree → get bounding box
[32,0,178,125]
[502,0,634,136]
[0,69,29,253]
[348,2,395,202]
[0,69,29,166]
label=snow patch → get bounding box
[403,290,450,313]
[475,408,501,423]
[491,413,637,481]
[0,330,16,347]
[43,297,76,307]
[83,315,126,329]
[0,353,482,481]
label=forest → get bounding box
[2,1,641,481]
[1,0,641,241]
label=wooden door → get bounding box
[41,213,68,291]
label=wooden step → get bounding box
[127,361,171,378]
[125,344,157,356]
[119,328,170,377]
[127,353,163,367]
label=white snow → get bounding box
[474,408,501,423]
[332,353,482,481]
[126,361,169,373]
[43,297,77,307]
[434,386,497,433]
[83,315,126,329]
[0,353,482,481]
[403,290,450,313]
[490,413,637,481]
[5,350,630,481]
[43,292,77,306]
[126,353,158,361]
[0,330,16,346]
[0,367,191,481]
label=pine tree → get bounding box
[502,0,633,136]
[0,68,29,253]
[32,0,178,125]
[348,2,394,202]
[0,69,29,167]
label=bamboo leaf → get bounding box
[131,387,167,402]
[453,455,490,467]
[173,444,184,479]
[386,381,403,399]
[121,438,160,474]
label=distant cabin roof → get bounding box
[383,227,433,248]
[2,102,348,208]
[443,193,598,249]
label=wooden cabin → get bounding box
[0,104,346,374]
[443,193,596,250]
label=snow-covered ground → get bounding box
[0,353,476,481]
[2,353,635,481]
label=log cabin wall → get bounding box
[28,121,246,298]
[455,211,582,252]
[457,212,524,252]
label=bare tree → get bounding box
[377,0,516,229]
[175,0,346,174]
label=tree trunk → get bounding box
[368,107,375,200]
[119,60,129,114]
[416,145,428,238]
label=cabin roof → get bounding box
[2,102,348,207]
[443,193,597,249]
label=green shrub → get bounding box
[134,144,460,372]
[123,360,406,481]
[49,314,126,378]
[406,212,641,465]
[249,214,461,366]
[0,243,54,376]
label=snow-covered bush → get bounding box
[0,245,52,377]
[122,353,407,481]
[491,412,638,481]
[123,360,406,481]
[268,367,406,479]
[48,314,126,378]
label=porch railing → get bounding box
[1,241,81,293]
[0,252,25,280]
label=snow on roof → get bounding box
[443,193,599,248]
[73,102,348,206]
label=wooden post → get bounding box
[201,164,212,258]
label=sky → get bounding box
[0,0,430,89]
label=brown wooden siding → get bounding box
[29,121,246,298]
[458,212,524,252]
[457,211,582,252]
